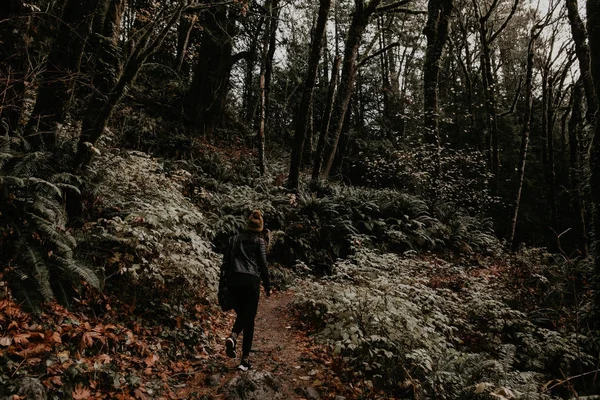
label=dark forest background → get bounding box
[3,0,600,398]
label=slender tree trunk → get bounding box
[569,82,589,256]
[423,0,453,175]
[567,0,598,124]
[322,0,382,179]
[330,96,353,175]
[303,105,314,167]
[264,0,279,128]
[473,0,519,194]
[509,33,536,249]
[481,35,500,193]
[454,33,475,133]
[176,14,197,75]
[312,55,341,184]
[242,19,265,123]
[26,0,99,149]
[288,0,332,189]
[546,75,559,251]
[0,0,28,132]
[586,0,600,309]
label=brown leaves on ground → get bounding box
[0,281,233,399]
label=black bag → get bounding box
[218,236,236,311]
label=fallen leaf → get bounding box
[144,354,159,367]
[0,336,12,347]
[46,376,62,386]
[57,350,70,363]
[97,354,112,364]
[72,384,91,399]
[14,343,49,359]
[51,332,62,343]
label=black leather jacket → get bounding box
[222,231,270,290]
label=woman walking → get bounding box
[220,210,271,370]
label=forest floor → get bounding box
[179,289,349,400]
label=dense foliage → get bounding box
[2,0,600,397]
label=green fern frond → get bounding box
[27,177,62,200]
[0,175,26,188]
[55,183,81,197]
[10,151,49,177]
[51,255,101,289]
[50,172,83,186]
[30,197,65,224]
[26,213,74,256]
[18,240,53,301]
[0,152,13,169]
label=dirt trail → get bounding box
[187,289,343,400]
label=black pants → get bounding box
[231,282,260,357]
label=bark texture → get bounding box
[567,0,598,124]
[186,5,240,138]
[322,0,383,178]
[509,33,536,249]
[586,0,600,306]
[26,0,99,149]
[288,0,332,189]
[422,0,453,158]
[568,82,588,256]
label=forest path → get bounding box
[185,289,343,400]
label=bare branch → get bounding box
[358,42,400,67]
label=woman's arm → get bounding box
[257,238,271,295]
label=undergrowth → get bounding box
[293,246,599,399]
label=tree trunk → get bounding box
[75,0,125,165]
[586,0,600,310]
[509,33,536,249]
[423,0,453,175]
[322,0,382,179]
[176,14,197,75]
[568,81,588,256]
[473,0,519,194]
[242,18,265,123]
[26,0,99,149]
[567,0,598,124]
[0,0,28,132]
[545,75,559,252]
[186,5,238,138]
[312,55,341,184]
[75,5,184,166]
[330,96,353,175]
[264,0,280,128]
[288,0,332,189]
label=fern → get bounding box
[18,239,53,301]
[1,137,100,308]
[10,151,50,176]
[51,255,101,289]
[26,177,62,199]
